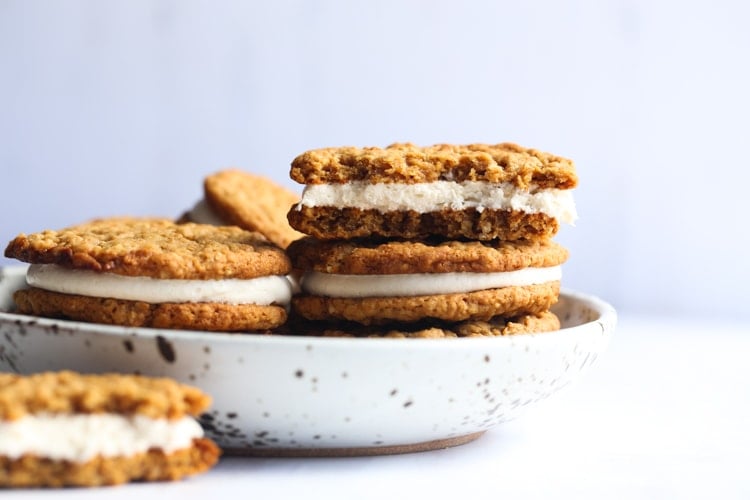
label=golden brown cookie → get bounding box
[0,371,209,420]
[203,170,304,248]
[180,169,304,248]
[291,143,577,188]
[4,218,293,330]
[288,142,577,241]
[308,311,560,338]
[0,371,220,488]
[293,282,560,325]
[12,288,287,332]
[287,237,568,274]
[288,206,558,241]
[5,218,290,279]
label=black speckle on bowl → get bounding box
[155,335,176,363]
[122,339,134,353]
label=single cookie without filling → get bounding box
[182,169,304,248]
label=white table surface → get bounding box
[5,313,749,499]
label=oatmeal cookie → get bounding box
[0,371,220,487]
[181,169,304,248]
[4,218,292,330]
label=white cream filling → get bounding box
[0,413,203,462]
[26,264,292,305]
[186,198,227,226]
[297,180,577,224]
[301,266,561,298]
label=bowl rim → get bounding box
[0,265,616,351]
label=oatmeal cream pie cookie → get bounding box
[181,169,304,249]
[4,218,293,331]
[0,371,220,488]
[287,237,568,325]
[287,142,578,241]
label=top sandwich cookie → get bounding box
[181,169,304,249]
[0,371,220,487]
[288,142,578,241]
[4,218,293,331]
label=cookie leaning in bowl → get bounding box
[0,371,220,488]
[181,169,305,249]
[287,237,568,325]
[3,218,293,331]
[287,142,578,241]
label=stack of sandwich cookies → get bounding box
[287,142,577,337]
[181,169,304,249]
[0,371,219,487]
[4,218,293,331]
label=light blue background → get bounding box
[1,1,748,319]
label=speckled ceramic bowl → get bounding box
[0,266,615,456]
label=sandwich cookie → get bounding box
[288,142,578,241]
[181,169,305,249]
[0,371,219,488]
[4,218,293,331]
[287,237,568,325]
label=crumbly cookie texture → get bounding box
[288,206,558,241]
[0,371,210,421]
[4,218,291,279]
[290,142,577,189]
[13,289,288,331]
[203,169,304,249]
[0,439,220,487]
[287,237,568,274]
[292,282,560,325]
[0,372,220,487]
[309,311,560,338]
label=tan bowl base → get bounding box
[222,431,486,457]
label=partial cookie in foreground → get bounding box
[288,142,578,241]
[302,311,560,338]
[287,237,567,325]
[181,169,304,248]
[0,371,220,488]
[4,218,293,331]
